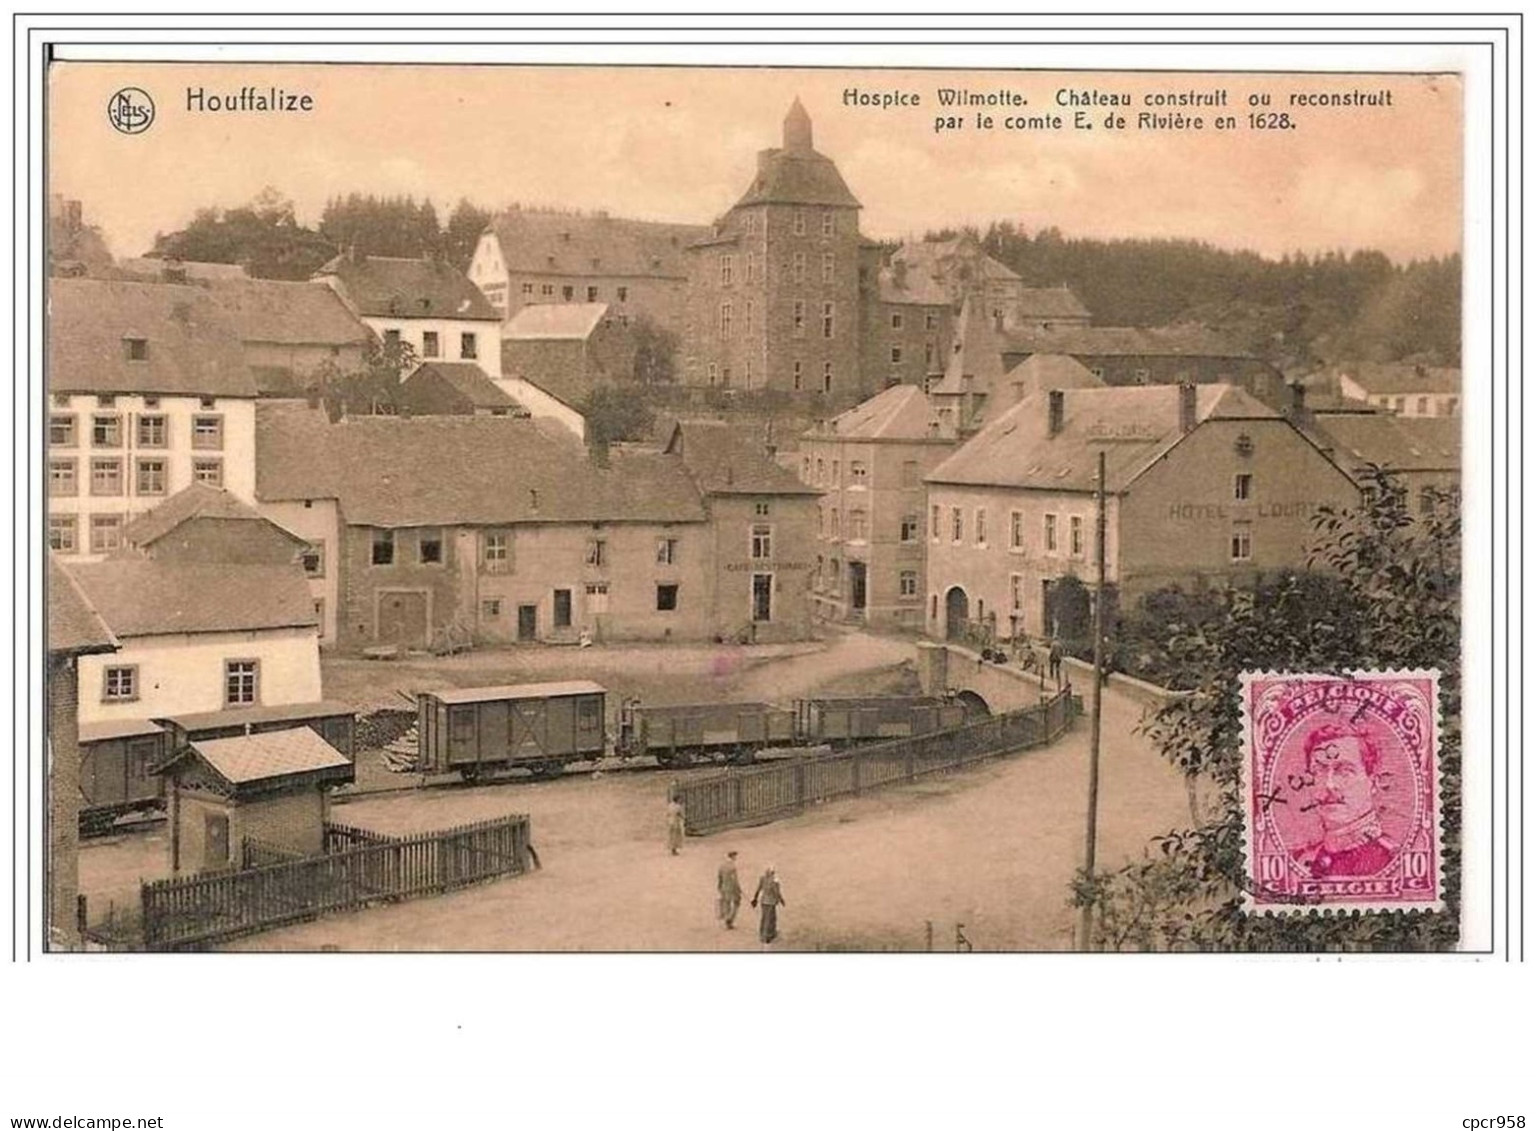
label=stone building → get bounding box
[204,278,374,397]
[500,303,633,408]
[681,100,863,399]
[924,383,1359,643]
[860,257,953,391]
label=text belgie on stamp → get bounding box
[1241,671,1443,915]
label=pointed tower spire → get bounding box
[784,97,813,152]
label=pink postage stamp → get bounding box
[1241,671,1443,915]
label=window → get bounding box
[541,284,555,297]
[793,301,806,336]
[815,458,825,484]
[49,459,77,497]
[89,515,122,554]
[850,460,867,484]
[371,529,395,566]
[744,301,754,336]
[901,513,920,543]
[1393,396,1407,414]
[482,598,503,618]
[585,582,610,614]
[951,507,964,543]
[829,510,840,538]
[90,458,122,497]
[617,286,628,303]
[422,331,440,358]
[751,524,773,560]
[793,252,806,283]
[1069,516,1084,558]
[707,363,718,386]
[1234,473,1253,501]
[720,254,734,286]
[930,593,939,620]
[656,584,679,611]
[846,509,865,541]
[1011,574,1023,612]
[48,515,77,553]
[823,362,833,392]
[418,528,443,565]
[890,311,904,331]
[224,660,259,707]
[191,415,223,450]
[136,414,167,448]
[123,337,148,361]
[719,302,733,338]
[460,333,478,360]
[744,255,755,284]
[585,539,607,567]
[926,311,939,331]
[135,458,166,496]
[483,530,510,572]
[192,459,223,488]
[1009,510,1024,551]
[831,460,840,486]
[891,346,903,364]
[522,282,534,296]
[900,570,918,598]
[553,589,573,628]
[587,286,599,303]
[793,209,807,236]
[92,415,121,448]
[721,366,733,387]
[801,456,811,482]
[384,329,401,348]
[793,361,804,391]
[821,211,834,237]
[975,508,988,546]
[1416,396,1429,415]
[822,302,835,339]
[1231,522,1253,562]
[300,542,325,577]
[821,251,834,284]
[657,537,678,565]
[931,504,941,543]
[1044,513,1059,553]
[925,340,936,367]
[830,559,841,592]
[562,286,575,301]
[50,415,77,448]
[1133,368,1151,384]
[754,501,771,517]
[102,666,138,702]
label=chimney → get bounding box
[529,488,540,514]
[1178,382,1197,434]
[893,260,908,287]
[1289,381,1306,419]
[1048,389,1065,436]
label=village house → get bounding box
[924,383,1360,643]
[204,278,374,397]
[1331,361,1462,417]
[1302,401,1461,511]
[48,278,259,561]
[681,100,864,399]
[314,250,503,378]
[399,361,527,418]
[46,554,119,950]
[469,206,708,336]
[797,385,956,632]
[499,302,633,409]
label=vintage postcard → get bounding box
[40,60,1470,957]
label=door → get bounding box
[849,562,868,615]
[944,586,969,642]
[552,589,573,629]
[517,604,537,641]
[203,812,230,870]
[377,591,429,648]
[751,573,773,623]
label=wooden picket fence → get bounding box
[141,814,532,951]
[674,689,1078,835]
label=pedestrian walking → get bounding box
[751,865,786,946]
[1047,637,1064,687]
[717,850,742,929]
[666,797,686,855]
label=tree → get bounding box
[628,315,679,385]
[441,199,493,270]
[319,193,444,259]
[151,188,334,280]
[582,385,656,448]
[314,337,418,419]
[1072,469,1460,951]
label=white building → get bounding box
[314,251,504,379]
[1333,362,1461,417]
[47,279,259,561]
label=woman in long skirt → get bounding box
[751,865,785,945]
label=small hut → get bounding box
[157,726,354,874]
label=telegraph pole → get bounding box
[1079,450,1107,951]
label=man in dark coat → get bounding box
[1047,638,1064,686]
[751,865,785,946]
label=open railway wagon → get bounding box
[618,700,796,767]
[417,680,608,781]
[77,700,358,835]
[795,695,973,745]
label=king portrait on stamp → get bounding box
[1242,670,1443,914]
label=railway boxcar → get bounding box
[417,681,607,780]
[78,720,167,834]
[795,696,970,745]
[619,700,796,766]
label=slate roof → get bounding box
[932,296,1007,397]
[257,408,707,526]
[1003,354,1105,399]
[122,483,302,550]
[666,420,820,496]
[1016,287,1092,321]
[819,385,945,442]
[877,265,952,307]
[1309,412,1461,472]
[504,303,610,341]
[403,362,523,411]
[117,257,250,282]
[1000,324,1257,360]
[489,210,710,281]
[66,560,319,638]
[733,146,862,210]
[48,555,118,655]
[205,279,372,346]
[927,384,1283,494]
[1334,362,1461,397]
[164,700,356,733]
[187,727,352,787]
[316,255,500,321]
[893,238,1022,283]
[48,278,257,398]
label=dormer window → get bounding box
[123,338,148,361]
[200,396,216,410]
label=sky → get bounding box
[49,63,1462,263]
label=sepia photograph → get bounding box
[41,60,1469,958]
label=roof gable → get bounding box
[181,727,352,792]
[820,385,945,442]
[123,483,305,551]
[404,362,522,410]
[667,420,819,496]
[66,560,319,638]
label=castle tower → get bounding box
[784,97,813,151]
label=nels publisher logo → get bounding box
[107,87,155,134]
